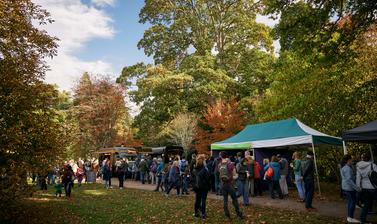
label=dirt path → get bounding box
[99,178,353,219]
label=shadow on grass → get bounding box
[7,183,344,224]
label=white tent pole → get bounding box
[311,139,322,196]
[370,145,374,162]
[342,141,347,155]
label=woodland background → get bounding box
[1,0,376,211]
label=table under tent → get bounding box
[342,119,377,157]
[211,118,345,195]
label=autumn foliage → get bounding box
[72,74,130,156]
[194,99,246,154]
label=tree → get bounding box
[165,112,197,152]
[71,74,129,157]
[253,25,377,181]
[195,99,246,154]
[139,0,272,67]
[264,0,377,56]
[0,0,63,216]
[120,54,238,145]
[118,1,276,146]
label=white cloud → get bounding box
[256,14,281,55]
[92,0,115,7]
[33,0,116,90]
[256,14,280,28]
[44,55,113,90]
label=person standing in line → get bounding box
[193,154,211,219]
[139,158,148,184]
[214,157,222,195]
[163,162,171,192]
[245,155,255,197]
[117,158,127,189]
[154,158,164,192]
[253,158,262,196]
[149,158,158,185]
[302,152,316,211]
[277,154,289,197]
[341,154,360,223]
[179,156,189,195]
[292,152,305,202]
[356,152,377,224]
[219,151,244,219]
[236,157,250,206]
[235,152,242,166]
[165,160,181,196]
[102,160,111,189]
[264,155,283,199]
[146,156,152,184]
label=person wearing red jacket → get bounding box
[254,159,262,196]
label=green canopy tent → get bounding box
[211,118,345,195]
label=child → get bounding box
[54,177,63,197]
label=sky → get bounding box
[33,0,279,92]
[33,0,152,91]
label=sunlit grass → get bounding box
[82,189,106,196]
[16,183,344,224]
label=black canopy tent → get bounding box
[163,146,184,163]
[342,120,377,158]
[342,120,377,144]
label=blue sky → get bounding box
[34,0,152,90]
[76,0,152,72]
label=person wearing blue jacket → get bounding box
[165,160,181,196]
[154,158,164,192]
[264,155,283,199]
[341,154,360,223]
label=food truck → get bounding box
[95,146,137,175]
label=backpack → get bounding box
[265,165,274,180]
[150,162,157,173]
[180,160,188,173]
[219,162,231,182]
[369,163,377,188]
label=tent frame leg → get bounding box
[370,145,374,162]
[311,141,322,197]
[343,141,347,155]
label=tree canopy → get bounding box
[0,0,63,211]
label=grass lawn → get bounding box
[13,183,343,224]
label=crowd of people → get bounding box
[96,150,319,220]
[31,159,98,198]
[32,150,377,223]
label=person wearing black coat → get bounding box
[192,154,211,219]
